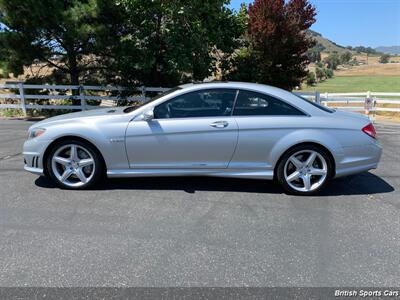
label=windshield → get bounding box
[292,93,335,113]
[123,87,182,113]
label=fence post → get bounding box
[18,82,27,116]
[365,91,372,119]
[141,86,146,102]
[323,92,328,106]
[79,85,86,110]
[315,91,320,104]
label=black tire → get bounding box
[46,139,105,190]
[276,144,333,196]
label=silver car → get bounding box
[23,82,382,195]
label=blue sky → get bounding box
[229,0,400,47]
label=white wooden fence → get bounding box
[295,91,400,113]
[1,82,399,115]
[0,83,169,115]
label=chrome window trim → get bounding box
[145,115,238,122]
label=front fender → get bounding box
[42,117,130,170]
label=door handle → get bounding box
[210,121,228,128]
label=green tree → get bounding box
[0,0,124,103]
[236,3,249,34]
[113,0,242,87]
[379,54,390,64]
[307,46,321,63]
[0,32,10,78]
[353,46,377,55]
[323,53,341,70]
[340,51,352,64]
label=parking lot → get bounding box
[0,118,399,287]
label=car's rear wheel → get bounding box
[276,144,333,195]
[46,139,104,189]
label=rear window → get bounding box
[234,90,305,116]
[293,93,335,113]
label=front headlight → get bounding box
[28,128,46,139]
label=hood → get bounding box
[30,107,126,129]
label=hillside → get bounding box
[375,46,400,55]
[303,31,400,94]
[308,30,348,54]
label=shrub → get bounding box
[315,67,325,81]
[306,72,316,86]
[325,68,334,78]
[379,54,390,64]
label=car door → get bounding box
[125,89,238,169]
[229,90,307,169]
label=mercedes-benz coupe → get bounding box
[23,82,382,195]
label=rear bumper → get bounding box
[335,142,382,178]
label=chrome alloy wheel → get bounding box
[51,144,95,187]
[283,150,328,193]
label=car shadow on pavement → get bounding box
[35,171,394,196]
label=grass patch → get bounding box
[301,76,400,93]
[0,108,24,118]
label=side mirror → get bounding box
[143,109,154,121]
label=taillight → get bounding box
[362,123,377,139]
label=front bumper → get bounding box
[23,138,52,176]
[24,164,44,175]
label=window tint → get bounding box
[233,90,305,116]
[154,89,236,119]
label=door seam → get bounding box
[227,117,240,168]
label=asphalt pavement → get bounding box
[0,119,399,287]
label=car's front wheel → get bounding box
[46,139,104,189]
[276,144,333,195]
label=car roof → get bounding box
[178,81,295,97]
[179,81,296,100]
[179,81,277,90]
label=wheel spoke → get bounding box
[309,168,326,176]
[290,156,303,169]
[305,152,317,167]
[70,145,79,161]
[53,156,70,166]
[79,158,94,168]
[302,174,312,191]
[60,168,73,182]
[286,171,301,182]
[75,168,88,183]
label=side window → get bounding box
[154,89,236,119]
[233,90,305,116]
